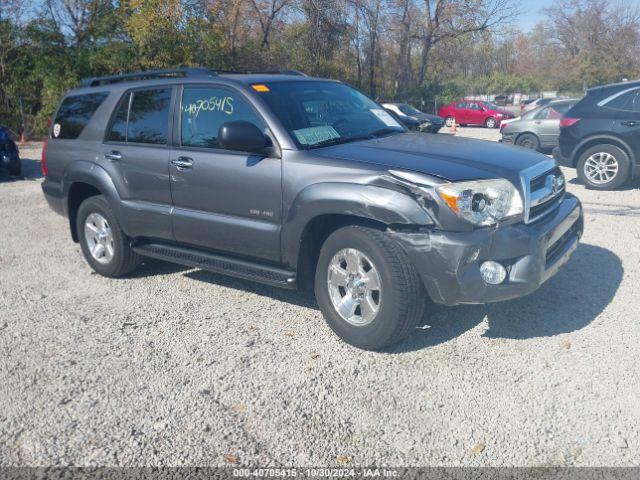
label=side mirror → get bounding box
[218,121,267,153]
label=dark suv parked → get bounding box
[554,80,640,190]
[42,68,583,349]
[0,125,21,177]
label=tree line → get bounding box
[1,0,639,138]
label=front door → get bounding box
[170,85,282,262]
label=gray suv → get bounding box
[42,68,583,350]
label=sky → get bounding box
[17,0,563,35]
[515,0,558,32]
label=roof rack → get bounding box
[246,69,307,76]
[81,68,217,87]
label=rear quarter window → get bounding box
[52,92,109,139]
[599,88,640,113]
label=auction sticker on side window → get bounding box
[293,126,340,145]
[370,109,402,127]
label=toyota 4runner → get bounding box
[42,68,583,350]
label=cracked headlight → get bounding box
[436,179,523,226]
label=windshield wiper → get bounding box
[368,127,403,138]
[307,134,374,149]
[306,128,402,149]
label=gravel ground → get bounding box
[1,135,639,467]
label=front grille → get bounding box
[531,166,562,192]
[527,167,565,223]
[529,194,563,219]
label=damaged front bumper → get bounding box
[391,193,583,306]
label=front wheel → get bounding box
[77,195,141,277]
[577,145,630,190]
[8,162,21,177]
[314,226,427,350]
[485,116,497,128]
[444,116,455,127]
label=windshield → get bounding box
[484,102,500,110]
[398,104,422,115]
[257,81,405,148]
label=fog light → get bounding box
[480,261,507,285]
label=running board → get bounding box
[133,243,297,289]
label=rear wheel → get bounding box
[577,145,630,190]
[485,116,497,128]
[515,133,540,151]
[77,195,141,277]
[444,116,455,127]
[314,226,427,350]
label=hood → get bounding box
[311,132,551,185]
[495,109,514,117]
[412,113,444,124]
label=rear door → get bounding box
[454,101,470,124]
[603,88,640,161]
[103,87,174,240]
[169,84,282,262]
[532,106,559,148]
[467,102,484,125]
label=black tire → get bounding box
[8,163,21,177]
[76,195,141,277]
[485,116,497,128]
[444,116,455,127]
[576,144,631,190]
[314,226,427,350]
[515,133,540,151]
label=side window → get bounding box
[469,102,481,110]
[52,92,109,139]
[602,88,640,112]
[554,103,574,116]
[547,107,563,119]
[534,107,550,120]
[127,88,172,145]
[108,92,130,142]
[456,102,467,109]
[631,92,640,113]
[181,87,265,149]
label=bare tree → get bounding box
[357,0,385,95]
[0,0,29,78]
[413,0,517,86]
[248,0,293,55]
[543,0,640,85]
[43,0,112,47]
[303,0,349,75]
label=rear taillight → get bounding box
[41,138,48,177]
[560,117,580,128]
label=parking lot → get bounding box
[1,131,639,467]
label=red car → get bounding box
[438,99,515,129]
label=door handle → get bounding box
[171,156,193,170]
[104,151,122,162]
[621,120,638,127]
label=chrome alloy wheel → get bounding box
[84,213,114,264]
[584,152,619,184]
[327,248,382,326]
[486,117,496,128]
